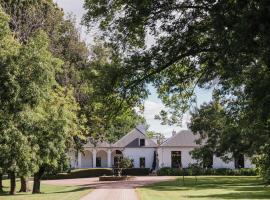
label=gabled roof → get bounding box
[113,127,157,148]
[160,130,200,147]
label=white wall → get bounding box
[244,156,255,168]
[213,154,235,169]
[68,150,77,168]
[81,150,93,168]
[69,147,255,169]
[158,147,197,168]
[123,148,156,168]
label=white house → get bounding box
[69,125,254,169]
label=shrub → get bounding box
[157,167,257,176]
[121,168,150,176]
[113,157,133,176]
[43,168,113,180]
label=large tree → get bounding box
[0,6,82,194]
[83,0,270,181]
[0,8,39,194]
[189,100,250,168]
[0,3,147,195]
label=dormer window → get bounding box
[139,139,145,146]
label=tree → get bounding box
[0,6,82,194]
[0,0,63,43]
[15,31,82,193]
[0,8,39,195]
[83,0,270,124]
[29,88,81,193]
[83,0,270,181]
[114,157,133,176]
[79,42,147,142]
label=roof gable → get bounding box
[160,130,199,147]
[113,127,157,148]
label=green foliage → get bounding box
[79,42,147,141]
[253,144,270,183]
[43,168,113,180]
[189,101,250,165]
[43,168,150,179]
[83,1,270,182]
[113,157,133,176]
[121,168,150,176]
[157,167,257,176]
[0,6,83,194]
[0,0,64,43]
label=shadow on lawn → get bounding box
[144,177,270,199]
[188,191,270,199]
[0,186,90,196]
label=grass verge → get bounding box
[0,179,91,200]
[137,176,270,200]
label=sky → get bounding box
[54,0,213,137]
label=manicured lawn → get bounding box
[0,179,91,200]
[137,176,270,200]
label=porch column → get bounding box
[107,149,112,168]
[78,151,81,168]
[93,149,96,168]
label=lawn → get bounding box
[137,176,270,200]
[0,179,91,200]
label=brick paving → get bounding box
[43,176,175,200]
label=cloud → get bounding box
[143,100,165,118]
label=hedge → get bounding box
[157,167,257,176]
[43,168,113,180]
[43,168,150,179]
[121,168,150,176]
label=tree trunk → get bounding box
[0,174,3,192]
[32,167,45,194]
[9,172,16,195]
[19,177,30,192]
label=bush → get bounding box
[157,167,257,176]
[43,168,113,180]
[121,168,150,176]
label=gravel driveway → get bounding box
[43,176,175,200]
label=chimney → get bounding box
[172,130,177,136]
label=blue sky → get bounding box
[54,0,213,137]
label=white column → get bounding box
[78,151,81,168]
[93,149,96,168]
[107,149,112,168]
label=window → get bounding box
[171,151,181,168]
[96,157,101,167]
[139,139,145,146]
[140,157,145,168]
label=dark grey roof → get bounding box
[160,130,200,147]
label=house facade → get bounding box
[69,125,254,169]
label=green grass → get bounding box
[0,179,91,200]
[137,176,270,200]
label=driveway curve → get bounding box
[43,176,175,200]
